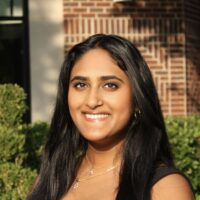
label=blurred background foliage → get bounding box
[166,116,200,198]
[0,84,199,199]
[0,84,48,199]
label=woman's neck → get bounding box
[86,140,124,168]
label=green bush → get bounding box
[0,84,27,127]
[0,123,48,200]
[23,122,49,170]
[0,126,26,165]
[166,116,200,197]
[0,163,37,200]
[0,84,48,199]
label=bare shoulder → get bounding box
[151,173,194,200]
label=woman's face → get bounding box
[68,48,133,148]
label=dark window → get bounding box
[0,0,30,122]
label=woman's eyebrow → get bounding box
[100,75,124,83]
[70,76,88,82]
[70,75,124,83]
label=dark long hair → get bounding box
[27,34,173,200]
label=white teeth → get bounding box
[85,114,109,120]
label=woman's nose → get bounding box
[85,88,103,109]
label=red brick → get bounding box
[64,14,78,18]
[64,2,78,6]
[90,8,103,12]
[96,2,111,6]
[73,8,87,12]
[81,2,95,6]
[81,13,95,17]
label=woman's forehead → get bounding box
[71,49,125,76]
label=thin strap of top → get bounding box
[152,166,179,185]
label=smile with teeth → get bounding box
[84,113,110,120]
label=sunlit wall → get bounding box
[29,0,64,122]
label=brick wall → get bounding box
[185,0,200,114]
[63,0,200,116]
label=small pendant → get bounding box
[89,169,94,175]
[73,180,79,189]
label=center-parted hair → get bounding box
[27,34,173,200]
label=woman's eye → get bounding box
[73,82,87,89]
[104,83,119,90]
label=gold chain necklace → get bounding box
[72,155,120,189]
[73,164,119,189]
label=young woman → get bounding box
[27,34,194,200]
